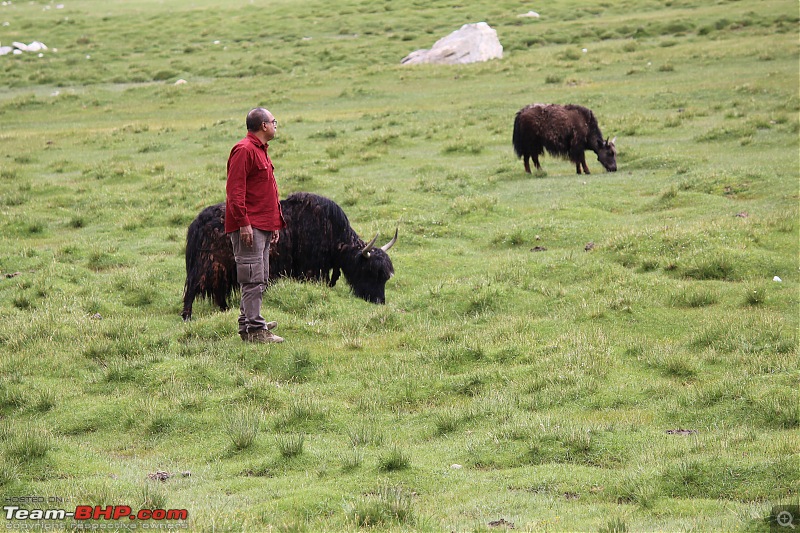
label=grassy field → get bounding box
[0,0,798,531]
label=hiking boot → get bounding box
[239,321,278,340]
[242,329,284,344]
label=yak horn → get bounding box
[381,228,398,252]
[361,232,379,257]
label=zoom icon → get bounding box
[772,506,800,531]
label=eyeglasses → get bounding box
[264,119,278,127]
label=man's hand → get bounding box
[271,231,280,245]
[240,225,254,248]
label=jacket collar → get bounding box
[245,131,268,149]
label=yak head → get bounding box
[596,137,617,172]
[337,230,397,304]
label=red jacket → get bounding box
[225,132,285,233]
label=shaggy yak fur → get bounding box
[181,192,397,320]
[513,103,617,174]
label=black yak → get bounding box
[513,103,617,174]
[181,192,397,321]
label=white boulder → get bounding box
[401,22,503,65]
[26,41,47,52]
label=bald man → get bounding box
[225,107,286,343]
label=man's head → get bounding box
[246,107,277,142]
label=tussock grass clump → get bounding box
[274,397,326,432]
[432,407,465,436]
[226,407,261,451]
[599,517,629,533]
[645,344,700,380]
[6,428,52,461]
[344,484,417,528]
[681,252,738,281]
[347,423,384,448]
[340,448,363,471]
[141,482,169,511]
[613,468,659,508]
[378,445,411,472]
[526,426,626,469]
[660,457,797,500]
[743,283,767,306]
[450,195,497,216]
[668,286,718,308]
[275,433,305,458]
[279,348,316,383]
[0,459,20,488]
[754,391,800,429]
[33,388,57,413]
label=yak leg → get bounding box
[181,289,194,322]
[523,155,531,174]
[181,288,195,321]
[574,155,590,175]
[531,145,543,171]
[213,285,229,312]
[581,158,591,174]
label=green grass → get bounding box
[0,0,798,531]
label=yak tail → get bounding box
[512,109,525,158]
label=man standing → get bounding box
[225,107,286,343]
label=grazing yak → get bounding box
[181,192,397,321]
[513,103,617,174]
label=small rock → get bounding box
[666,429,697,436]
[450,464,462,469]
[174,79,187,85]
[517,11,540,18]
[5,272,21,279]
[147,471,171,482]
[584,242,595,252]
[530,246,547,252]
[181,471,191,477]
[90,313,103,320]
[488,518,515,529]
[773,276,782,282]
[735,212,749,218]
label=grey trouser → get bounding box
[229,228,272,334]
